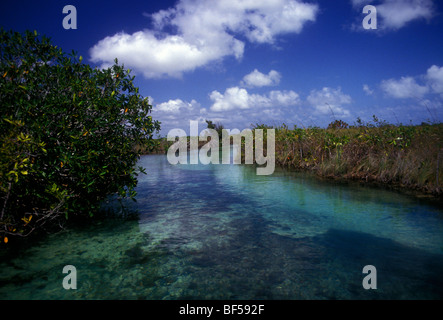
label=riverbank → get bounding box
[270,120,442,199]
[140,120,442,200]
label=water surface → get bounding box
[1,154,442,299]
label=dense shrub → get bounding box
[0,30,160,242]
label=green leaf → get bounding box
[0,29,160,236]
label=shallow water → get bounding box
[1,153,443,299]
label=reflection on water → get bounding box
[1,154,443,299]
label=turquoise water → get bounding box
[1,153,443,299]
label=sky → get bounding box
[1,0,443,135]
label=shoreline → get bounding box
[140,151,443,203]
[141,121,443,203]
[311,169,443,204]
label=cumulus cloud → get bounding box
[209,86,300,112]
[381,76,429,98]
[379,0,434,30]
[210,87,250,111]
[307,87,352,117]
[90,31,242,79]
[351,0,435,31]
[269,90,301,106]
[90,0,318,78]
[426,65,443,95]
[379,65,443,99]
[241,69,281,87]
[155,99,200,113]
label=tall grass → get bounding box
[264,117,442,195]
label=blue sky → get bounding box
[1,0,443,135]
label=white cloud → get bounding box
[210,87,250,111]
[307,87,352,117]
[209,86,300,112]
[269,90,300,106]
[90,0,318,78]
[90,31,241,79]
[151,98,206,135]
[379,65,443,100]
[351,0,435,31]
[426,65,443,94]
[239,0,319,43]
[155,99,199,113]
[241,69,281,87]
[377,0,434,30]
[380,76,429,98]
[363,84,374,95]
